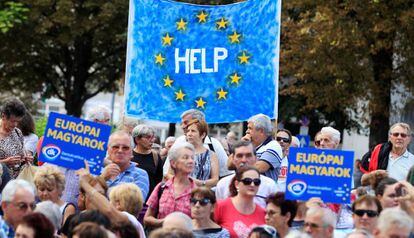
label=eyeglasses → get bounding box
[390,132,409,138]
[110,144,131,151]
[304,222,324,229]
[251,225,277,238]
[276,137,291,143]
[238,177,261,186]
[190,198,211,206]
[353,209,378,218]
[10,202,36,211]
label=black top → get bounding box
[132,151,164,198]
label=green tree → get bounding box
[0,2,28,33]
[280,0,414,146]
[0,0,128,116]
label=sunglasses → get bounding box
[238,177,261,186]
[11,202,36,211]
[390,132,409,138]
[111,144,131,151]
[353,209,378,218]
[276,137,291,143]
[190,198,211,206]
[251,225,277,238]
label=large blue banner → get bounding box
[38,112,111,175]
[124,0,281,123]
[285,147,355,204]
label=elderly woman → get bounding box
[191,187,230,237]
[34,165,76,225]
[144,141,197,229]
[185,119,219,187]
[214,166,266,238]
[0,98,32,178]
[132,124,163,197]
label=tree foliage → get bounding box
[280,0,414,146]
[0,2,28,33]
[0,0,128,116]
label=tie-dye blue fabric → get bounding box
[125,0,281,123]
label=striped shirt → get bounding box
[256,137,283,182]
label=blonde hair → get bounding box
[109,183,143,216]
[34,165,65,193]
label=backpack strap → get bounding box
[151,149,159,167]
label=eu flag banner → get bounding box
[124,0,281,123]
[38,112,112,175]
[285,147,355,204]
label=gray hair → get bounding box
[35,201,62,231]
[163,212,193,231]
[180,109,205,121]
[248,114,273,136]
[132,124,155,138]
[1,179,35,202]
[233,140,256,155]
[291,136,300,147]
[321,126,341,143]
[86,105,111,122]
[285,230,311,238]
[168,141,195,162]
[165,136,176,144]
[306,206,337,229]
[108,130,132,146]
[389,122,411,136]
[376,207,413,234]
[345,229,373,238]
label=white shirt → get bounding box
[386,150,414,181]
[24,133,39,154]
[163,135,233,177]
[121,211,146,238]
[215,174,278,208]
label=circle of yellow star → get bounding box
[175,89,186,101]
[163,75,173,87]
[195,97,207,109]
[216,17,228,30]
[196,11,208,23]
[162,33,174,46]
[217,88,228,100]
[176,18,187,31]
[155,53,165,65]
[238,51,250,64]
[229,31,241,44]
[230,73,242,85]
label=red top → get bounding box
[214,197,265,238]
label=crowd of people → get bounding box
[0,97,413,238]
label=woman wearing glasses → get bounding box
[214,167,266,238]
[191,187,230,238]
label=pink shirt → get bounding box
[214,197,266,238]
[146,177,196,219]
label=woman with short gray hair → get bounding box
[144,141,196,230]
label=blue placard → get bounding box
[285,147,354,204]
[38,112,111,175]
[124,0,281,123]
[296,135,310,147]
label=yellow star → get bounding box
[216,18,228,30]
[238,51,250,64]
[195,97,206,109]
[163,75,173,87]
[196,11,208,23]
[175,89,185,101]
[176,18,187,31]
[155,53,165,65]
[230,73,241,85]
[217,88,228,100]
[162,33,174,46]
[229,31,241,44]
